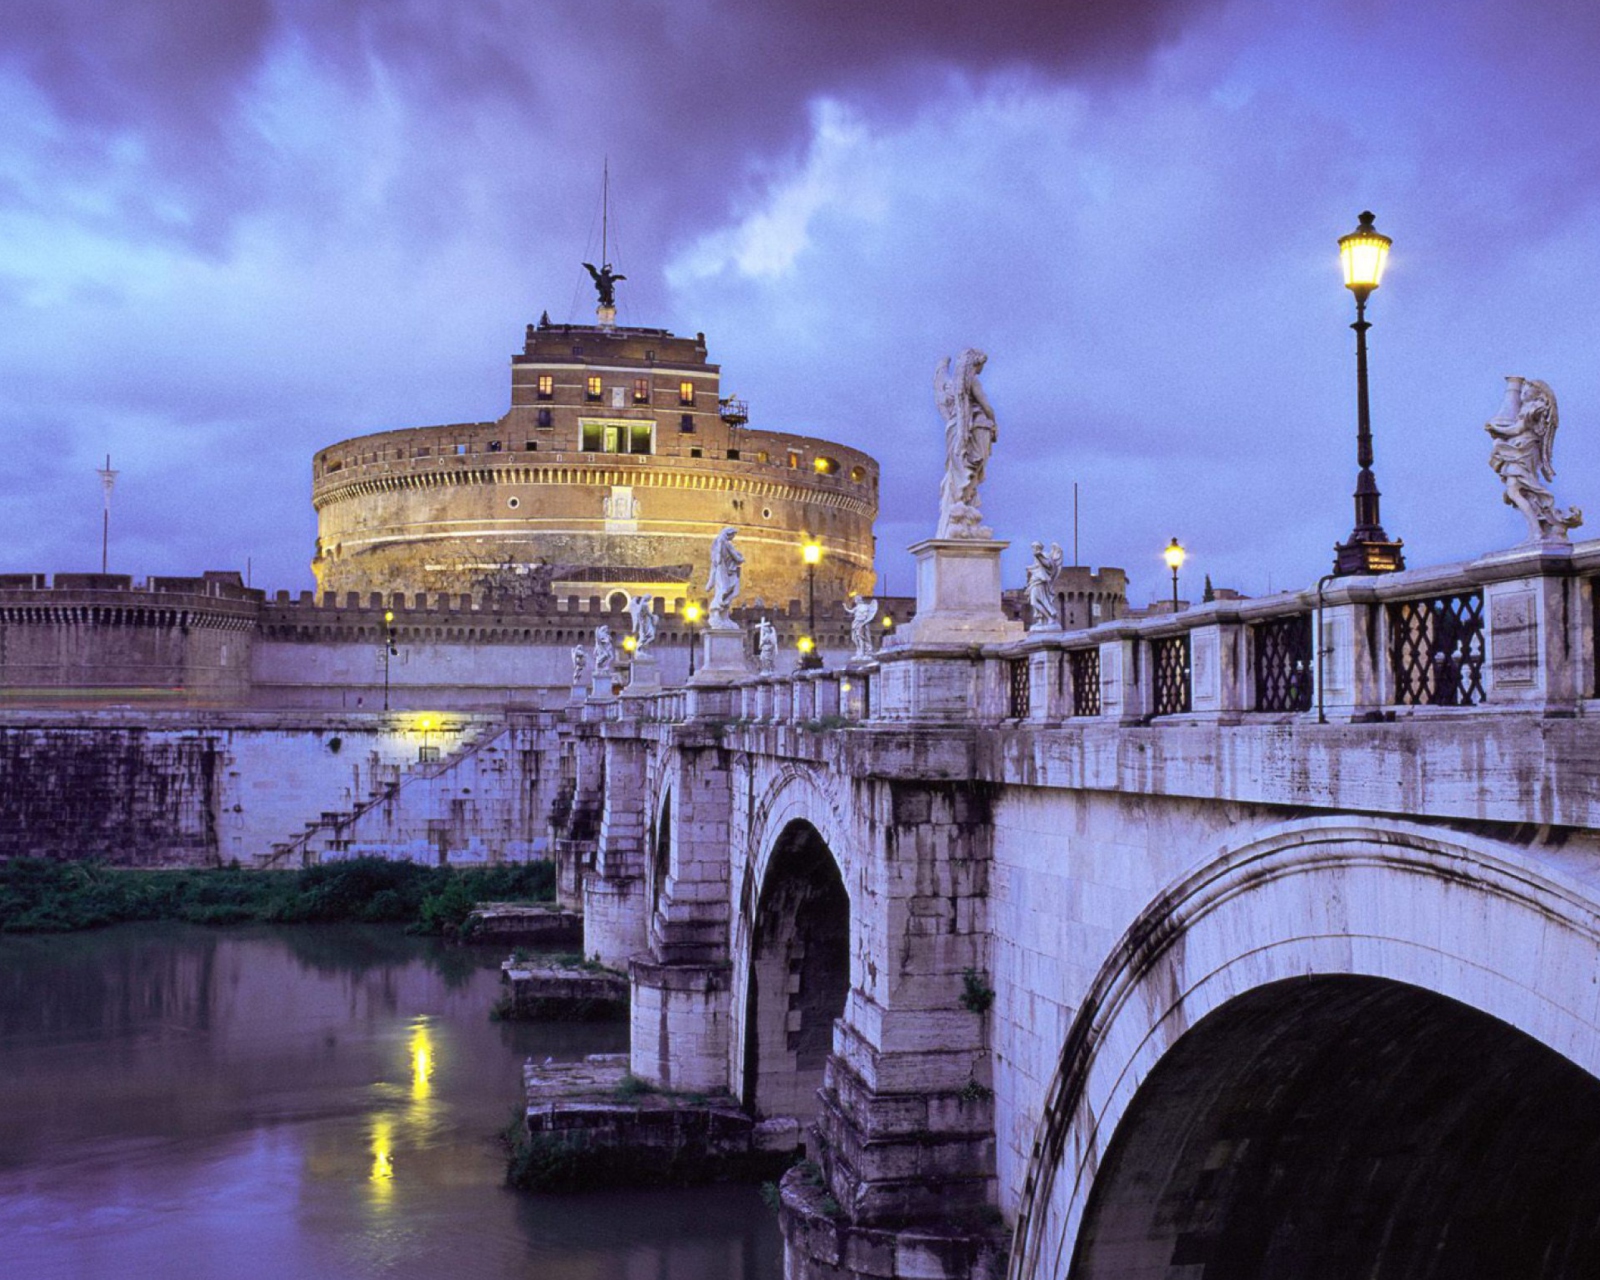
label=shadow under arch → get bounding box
[741,818,850,1123]
[1007,815,1600,1280]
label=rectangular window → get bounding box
[524,441,537,451]
[455,444,468,455]
[487,440,502,452]
[537,375,554,400]
[788,451,799,468]
[689,446,703,458]
[633,378,650,404]
[630,423,653,455]
[581,423,602,452]
[726,448,741,460]
[679,380,695,406]
[679,414,695,433]
[586,376,603,401]
[536,409,553,428]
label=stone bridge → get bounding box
[554,535,1600,1279]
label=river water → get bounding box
[0,923,782,1280]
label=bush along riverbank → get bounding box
[0,857,555,936]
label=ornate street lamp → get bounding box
[1163,538,1186,614]
[383,609,396,711]
[800,537,823,669]
[1333,211,1405,576]
[683,601,702,677]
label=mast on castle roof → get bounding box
[582,160,625,329]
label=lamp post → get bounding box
[1333,210,1405,576]
[96,455,117,574]
[800,537,823,669]
[1163,538,1185,614]
[382,610,396,711]
[684,601,701,677]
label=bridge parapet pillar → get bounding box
[631,743,736,1092]
[1027,648,1063,721]
[583,733,649,968]
[1313,587,1387,720]
[1098,633,1150,724]
[1474,547,1584,711]
[814,778,998,1229]
[1189,620,1246,720]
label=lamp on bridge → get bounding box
[1333,211,1405,576]
[800,537,823,669]
[1163,538,1186,614]
[383,610,396,712]
[683,601,702,677]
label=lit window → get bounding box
[630,424,653,455]
[757,451,769,464]
[633,378,650,404]
[581,423,602,452]
[849,465,866,483]
[537,375,553,400]
[586,376,602,401]
[813,455,838,476]
[788,452,799,468]
[679,381,695,406]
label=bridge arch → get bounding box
[1010,816,1600,1280]
[730,764,854,1122]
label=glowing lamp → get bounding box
[622,635,637,652]
[1338,210,1391,298]
[797,636,816,654]
[384,610,395,625]
[684,602,702,623]
[802,540,822,566]
[1163,538,1186,572]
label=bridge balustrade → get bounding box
[1388,590,1487,707]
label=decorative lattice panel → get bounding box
[1389,592,1485,707]
[1008,658,1031,720]
[1254,614,1314,712]
[1152,635,1191,717]
[1069,649,1101,717]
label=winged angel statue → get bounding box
[1486,376,1582,543]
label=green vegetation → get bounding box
[959,966,996,1014]
[0,857,554,936]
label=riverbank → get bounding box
[0,856,554,935]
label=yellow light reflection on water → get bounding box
[370,1116,395,1195]
[410,1021,434,1100]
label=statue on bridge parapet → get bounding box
[844,595,879,660]
[1487,376,1583,543]
[627,594,658,652]
[592,624,615,674]
[570,642,588,686]
[935,347,998,540]
[706,527,744,627]
[1026,541,1064,630]
[756,616,777,674]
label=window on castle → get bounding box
[689,447,703,458]
[633,378,650,404]
[679,380,695,406]
[536,409,553,428]
[630,423,653,454]
[813,455,839,475]
[679,414,695,433]
[757,450,769,464]
[581,423,602,452]
[537,375,554,400]
[788,452,799,468]
[455,444,468,455]
[524,441,537,451]
[488,440,502,452]
[586,376,603,401]
[850,465,866,483]
[727,449,741,460]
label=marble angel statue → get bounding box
[844,595,879,660]
[1486,376,1582,542]
[1025,541,1064,629]
[626,594,658,652]
[705,527,744,625]
[570,642,588,685]
[592,624,615,674]
[935,348,998,539]
[756,616,778,674]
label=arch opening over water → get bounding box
[1069,975,1600,1280]
[741,819,849,1123]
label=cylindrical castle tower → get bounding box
[312,319,878,609]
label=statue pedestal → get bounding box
[896,538,1021,648]
[689,623,752,685]
[624,652,662,694]
[590,671,618,701]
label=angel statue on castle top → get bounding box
[1486,376,1582,543]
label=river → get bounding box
[0,923,782,1279]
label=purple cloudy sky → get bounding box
[3,0,1599,605]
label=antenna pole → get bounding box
[1073,482,1079,567]
[97,454,118,574]
[602,159,609,265]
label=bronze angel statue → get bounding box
[1485,377,1582,543]
[583,261,626,308]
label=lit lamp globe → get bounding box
[1339,211,1391,300]
[683,602,702,624]
[622,635,637,653]
[1163,537,1186,613]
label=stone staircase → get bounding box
[255,719,509,868]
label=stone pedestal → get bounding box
[625,651,662,693]
[567,681,587,707]
[896,538,1020,648]
[590,671,618,701]
[689,623,752,685]
[1471,542,1582,713]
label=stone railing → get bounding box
[956,541,1598,726]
